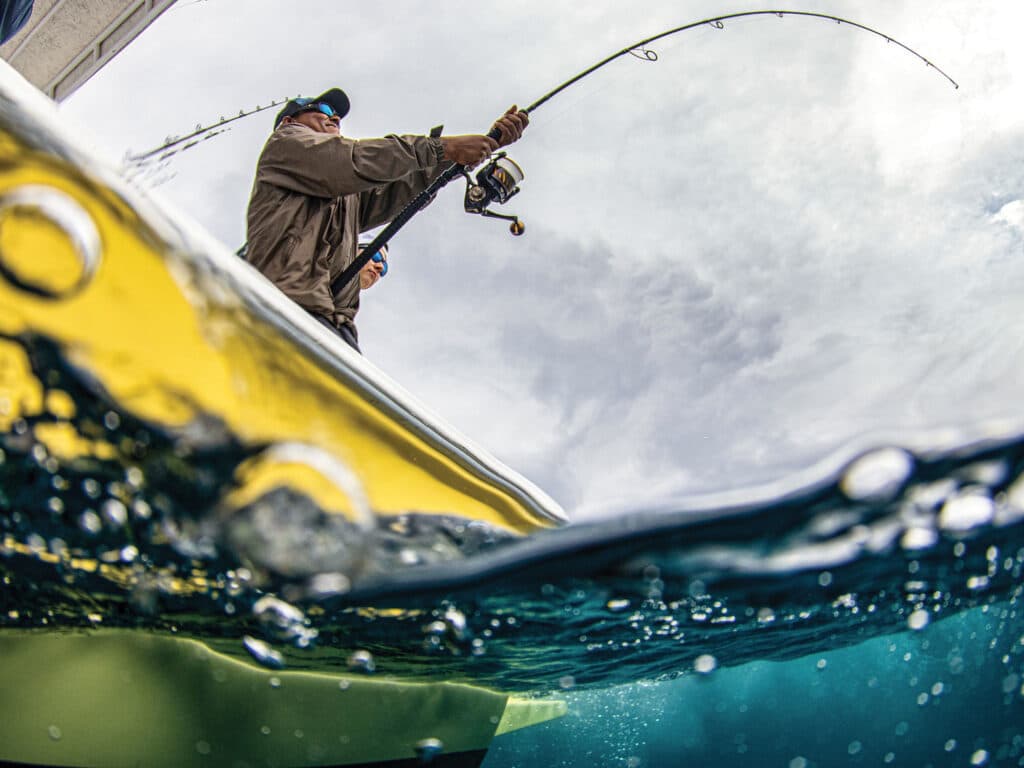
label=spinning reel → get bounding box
[463,152,525,235]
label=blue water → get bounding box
[2,331,1023,766]
[488,604,1024,767]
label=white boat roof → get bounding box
[0,0,174,101]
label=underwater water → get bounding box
[2,341,1024,767]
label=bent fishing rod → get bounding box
[331,9,958,295]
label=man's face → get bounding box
[358,246,388,290]
[288,105,341,135]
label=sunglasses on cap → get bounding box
[293,99,341,119]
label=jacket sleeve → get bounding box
[256,125,446,199]
[356,136,454,230]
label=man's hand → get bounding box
[490,105,529,148]
[440,106,529,166]
[442,135,500,166]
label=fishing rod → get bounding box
[124,98,291,168]
[331,9,957,296]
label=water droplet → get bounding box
[338,679,351,691]
[818,571,833,587]
[308,572,351,597]
[243,635,285,670]
[945,739,956,752]
[816,659,827,670]
[414,737,444,763]
[907,609,930,630]
[47,725,61,741]
[260,725,271,735]
[939,492,994,532]
[443,607,467,638]
[268,676,282,689]
[423,620,448,638]
[931,682,944,695]
[841,448,913,501]
[132,499,152,520]
[694,654,717,674]
[101,499,128,527]
[347,650,376,674]
[0,185,101,298]
[78,510,102,534]
[195,740,211,755]
[124,468,143,490]
[971,749,989,765]
[883,752,895,764]
[848,740,862,755]
[901,526,938,551]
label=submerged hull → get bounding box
[0,630,565,767]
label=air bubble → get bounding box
[253,595,308,644]
[47,725,61,741]
[308,572,351,597]
[243,635,285,670]
[101,499,128,527]
[907,610,930,631]
[901,526,938,551]
[414,738,444,763]
[347,650,376,674]
[558,675,575,689]
[694,654,717,674]
[971,749,989,765]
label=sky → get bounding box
[59,1,1024,519]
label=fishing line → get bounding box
[330,9,958,295]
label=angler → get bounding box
[243,89,528,353]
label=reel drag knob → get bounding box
[509,220,525,236]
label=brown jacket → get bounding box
[245,124,449,339]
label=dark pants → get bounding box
[314,314,361,354]
[0,0,33,45]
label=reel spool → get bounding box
[464,153,525,235]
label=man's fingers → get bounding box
[492,108,529,146]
